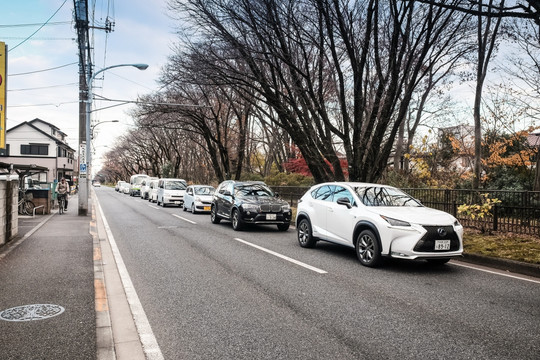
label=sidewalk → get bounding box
[0,194,96,359]
[0,193,146,360]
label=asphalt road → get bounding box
[95,186,540,360]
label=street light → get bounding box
[90,119,119,139]
[79,63,148,216]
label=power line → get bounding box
[9,62,78,76]
[8,0,69,52]
[0,21,71,28]
[8,83,78,92]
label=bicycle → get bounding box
[18,189,36,216]
[58,194,66,215]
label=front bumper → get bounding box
[163,196,183,205]
[386,224,463,260]
[241,210,292,225]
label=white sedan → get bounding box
[183,185,215,213]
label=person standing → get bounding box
[57,178,69,211]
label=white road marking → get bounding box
[172,214,197,224]
[97,202,165,360]
[233,238,327,274]
[148,205,160,209]
[451,261,540,284]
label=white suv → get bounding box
[295,182,463,267]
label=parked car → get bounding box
[183,185,215,213]
[148,179,159,203]
[141,177,158,200]
[156,178,187,207]
[129,174,150,196]
[115,181,126,192]
[211,181,291,231]
[295,182,464,268]
[120,182,131,194]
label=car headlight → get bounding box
[242,204,259,212]
[380,215,411,227]
[454,219,462,227]
[282,204,291,212]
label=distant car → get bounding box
[211,180,291,231]
[148,179,159,203]
[115,181,126,192]
[120,182,131,194]
[183,185,215,213]
[156,178,187,207]
[295,182,464,268]
[93,182,101,187]
[129,174,150,196]
[141,177,158,200]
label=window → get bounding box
[0,144,10,157]
[312,185,334,201]
[21,144,48,155]
[333,186,355,206]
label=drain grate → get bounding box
[0,304,65,322]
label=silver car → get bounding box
[183,185,215,213]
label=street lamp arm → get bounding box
[90,63,148,83]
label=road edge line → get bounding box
[95,194,164,360]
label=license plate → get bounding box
[203,206,211,211]
[266,213,277,220]
[434,240,451,250]
[174,201,180,204]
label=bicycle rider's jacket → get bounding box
[57,181,69,195]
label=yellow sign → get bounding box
[0,41,6,149]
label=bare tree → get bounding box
[168,0,474,182]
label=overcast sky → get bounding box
[1,0,176,171]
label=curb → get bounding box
[457,253,540,278]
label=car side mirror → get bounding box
[337,197,352,209]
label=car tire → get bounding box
[183,204,187,211]
[297,218,316,248]
[277,223,290,231]
[210,205,221,224]
[426,258,450,266]
[231,209,244,231]
[355,229,383,267]
[191,204,196,214]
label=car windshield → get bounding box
[165,181,187,190]
[235,184,274,197]
[354,186,422,207]
[195,187,214,195]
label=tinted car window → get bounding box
[355,186,421,207]
[333,186,355,206]
[234,184,274,197]
[165,181,187,190]
[312,185,334,201]
[195,187,214,195]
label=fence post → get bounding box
[452,201,457,217]
[493,204,498,232]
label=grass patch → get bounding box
[463,230,540,264]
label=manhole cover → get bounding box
[0,304,65,322]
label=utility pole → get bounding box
[73,0,90,215]
[73,0,113,215]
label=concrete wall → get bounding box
[0,175,19,246]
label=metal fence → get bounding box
[272,186,540,236]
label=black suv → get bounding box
[211,181,292,231]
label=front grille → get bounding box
[413,226,460,252]
[260,204,282,212]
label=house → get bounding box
[0,118,76,186]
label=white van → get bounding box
[129,174,150,197]
[156,178,187,207]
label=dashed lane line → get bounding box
[233,237,327,274]
[172,214,197,224]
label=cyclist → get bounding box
[57,178,69,211]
